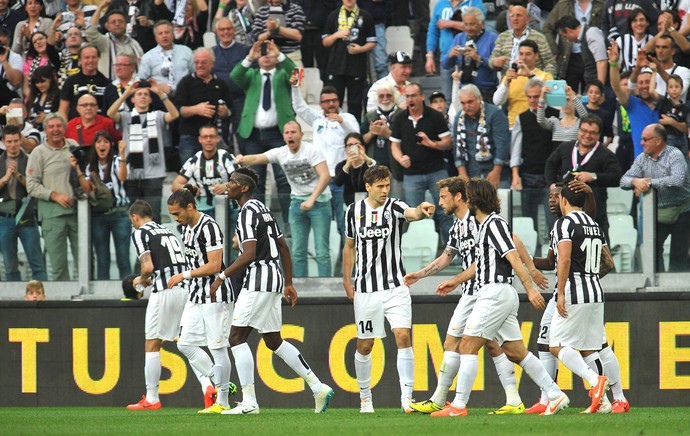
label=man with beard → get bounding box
[366,51,412,112]
[361,84,404,198]
[291,81,359,245]
[406,176,547,416]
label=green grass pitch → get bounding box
[2,407,690,435]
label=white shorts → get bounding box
[447,294,479,337]
[463,283,522,346]
[353,285,412,339]
[550,302,604,351]
[145,286,187,341]
[537,296,557,346]
[178,300,232,349]
[232,290,282,334]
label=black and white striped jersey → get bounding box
[182,213,231,304]
[345,197,409,293]
[235,199,285,294]
[131,221,187,293]
[178,149,236,208]
[475,212,516,288]
[447,210,478,296]
[553,210,606,304]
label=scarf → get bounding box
[375,107,394,149]
[127,1,139,36]
[337,5,359,32]
[172,0,187,26]
[158,46,175,89]
[59,49,80,88]
[455,102,492,162]
[510,28,529,64]
[128,109,160,170]
[174,16,198,43]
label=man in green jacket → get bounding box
[230,40,295,225]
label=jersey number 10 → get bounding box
[580,238,602,274]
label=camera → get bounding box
[61,11,76,22]
[511,62,519,72]
[138,80,151,88]
[70,146,89,171]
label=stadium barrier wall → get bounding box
[2,294,689,409]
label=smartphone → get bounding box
[511,62,519,72]
[350,144,358,153]
[260,42,267,56]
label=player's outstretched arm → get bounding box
[277,236,297,307]
[342,237,356,302]
[436,263,476,296]
[405,246,456,287]
[404,202,436,222]
[513,233,548,290]
[505,250,545,310]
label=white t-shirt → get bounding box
[655,64,690,102]
[265,141,331,198]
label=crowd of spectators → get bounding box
[2,0,690,283]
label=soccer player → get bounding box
[529,182,629,414]
[126,200,188,411]
[407,176,548,415]
[434,178,569,417]
[547,183,611,413]
[166,185,236,414]
[342,165,436,413]
[210,168,334,415]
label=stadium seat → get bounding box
[607,188,633,215]
[608,214,637,272]
[385,26,414,57]
[401,220,439,273]
[512,216,537,256]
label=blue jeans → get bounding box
[244,127,291,226]
[178,134,201,166]
[373,23,389,80]
[289,198,332,277]
[403,169,453,244]
[91,210,132,280]
[0,215,47,281]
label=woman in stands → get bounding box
[86,131,132,280]
[26,66,60,133]
[22,31,60,98]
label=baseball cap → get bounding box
[389,51,412,65]
[429,91,446,102]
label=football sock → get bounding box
[493,353,522,406]
[274,341,322,395]
[354,351,372,399]
[178,344,213,391]
[397,347,414,400]
[231,343,257,405]
[430,351,460,406]
[584,352,610,402]
[144,352,161,403]
[538,350,558,403]
[599,346,626,401]
[210,348,231,407]
[519,352,562,401]
[558,347,599,386]
[451,354,478,409]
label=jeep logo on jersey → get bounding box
[185,247,199,258]
[358,225,391,239]
[459,237,475,251]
